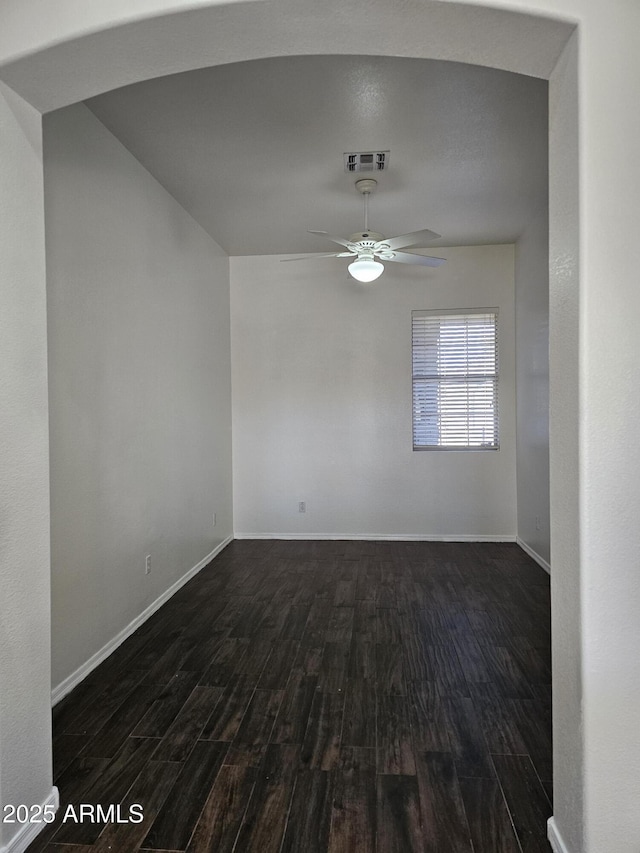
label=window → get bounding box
[412,308,499,450]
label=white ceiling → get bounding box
[85,54,548,256]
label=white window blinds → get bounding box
[412,309,499,450]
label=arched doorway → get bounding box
[9,3,634,852]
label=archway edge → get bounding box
[0,0,576,113]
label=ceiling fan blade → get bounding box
[382,229,441,251]
[281,252,345,262]
[308,230,355,249]
[386,251,446,267]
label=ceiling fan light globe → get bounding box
[348,258,384,282]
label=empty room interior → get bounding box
[2,3,638,852]
[28,52,556,852]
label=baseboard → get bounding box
[234,532,517,542]
[51,536,233,705]
[548,817,571,853]
[0,787,59,853]
[516,536,551,574]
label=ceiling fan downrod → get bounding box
[355,178,377,235]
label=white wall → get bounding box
[548,30,582,853]
[231,245,516,539]
[0,82,54,853]
[44,103,233,693]
[515,208,550,568]
[576,3,640,850]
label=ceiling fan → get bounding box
[282,178,446,282]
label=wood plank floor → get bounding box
[30,540,552,853]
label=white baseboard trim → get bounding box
[0,787,59,853]
[234,532,517,542]
[548,817,571,853]
[516,536,551,574]
[51,537,233,706]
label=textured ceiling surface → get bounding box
[86,54,548,256]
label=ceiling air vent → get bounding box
[344,151,389,173]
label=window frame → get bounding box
[411,307,500,452]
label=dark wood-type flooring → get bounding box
[29,539,552,853]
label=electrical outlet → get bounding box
[212,512,217,527]
[298,501,306,513]
[145,554,151,575]
[535,515,541,531]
